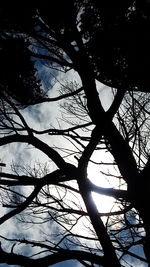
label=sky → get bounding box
[0,65,147,267]
[0,67,86,267]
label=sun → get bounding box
[87,150,119,214]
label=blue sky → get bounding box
[0,65,147,266]
[0,69,83,267]
[0,260,78,267]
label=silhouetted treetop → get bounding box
[81,0,150,91]
[39,1,76,31]
[0,7,35,32]
[1,1,150,106]
[0,36,43,106]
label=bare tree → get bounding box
[0,2,150,267]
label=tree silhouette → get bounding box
[0,2,150,266]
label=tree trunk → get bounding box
[128,178,150,265]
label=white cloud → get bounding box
[0,66,145,267]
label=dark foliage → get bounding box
[0,36,43,105]
[80,0,150,91]
[1,1,150,106]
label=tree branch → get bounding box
[0,245,105,267]
[29,87,84,105]
[88,180,128,200]
[0,185,41,225]
[30,51,73,68]
[0,134,67,170]
[107,89,125,119]
[105,122,138,185]
[78,177,121,267]
[78,126,102,172]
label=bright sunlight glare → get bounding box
[88,150,121,214]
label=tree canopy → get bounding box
[0,2,150,267]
